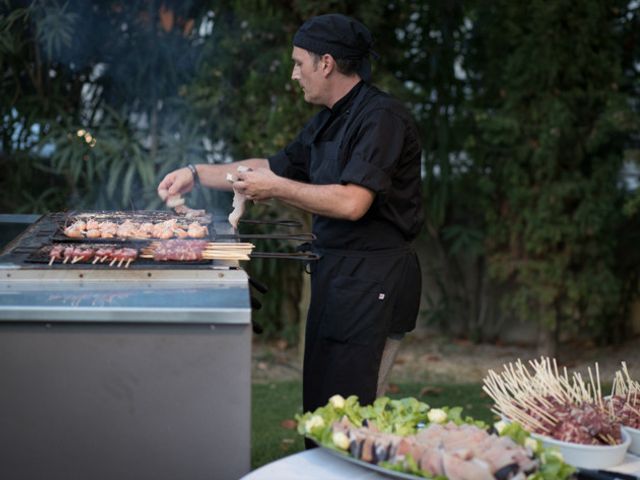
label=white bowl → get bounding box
[530,428,631,469]
[623,425,640,455]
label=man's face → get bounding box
[291,46,324,105]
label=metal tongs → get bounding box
[250,251,320,261]
[217,232,316,242]
[239,219,303,228]
[222,218,316,260]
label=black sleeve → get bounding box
[340,109,408,195]
[268,128,311,183]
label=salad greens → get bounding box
[296,394,486,439]
[379,455,448,480]
[496,422,575,480]
[296,394,575,480]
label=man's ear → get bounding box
[321,53,336,77]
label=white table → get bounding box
[612,455,640,476]
[242,449,640,480]
[241,449,389,480]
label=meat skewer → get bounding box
[147,239,209,261]
[174,204,207,218]
[226,166,252,230]
[164,191,209,220]
[63,225,84,238]
[94,247,114,264]
[62,217,210,240]
[141,240,254,262]
[71,247,94,264]
[483,357,623,445]
[100,221,117,238]
[608,362,640,429]
[47,244,137,268]
[62,246,75,264]
[48,245,64,265]
[112,247,137,268]
[186,222,208,238]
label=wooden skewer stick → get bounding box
[202,253,251,260]
[139,253,252,261]
[483,381,552,433]
[596,362,602,407]
[596,434,618,446]
[519,397,557,425]
[622,362,633,385]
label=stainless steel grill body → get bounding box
[0,214,252,480]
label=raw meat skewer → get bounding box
[227,166,252,230]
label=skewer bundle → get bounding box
[608,362,640,429]
[483,357,622,445]
[49,244,137,268]
[63,218,209,240]
[141,240,255,261]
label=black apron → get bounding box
[302,86,422,430]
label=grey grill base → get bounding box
[0,322,251,480]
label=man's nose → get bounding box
[291,67,299,81]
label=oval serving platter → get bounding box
[319,444,433,480]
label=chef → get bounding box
[157,13,423,432]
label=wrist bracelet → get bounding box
[186,163,200,186]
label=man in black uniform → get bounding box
[158,13,423,422]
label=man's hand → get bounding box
[157,167,195,201]
[233,168,279,201]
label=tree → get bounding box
[1,0,210,211]
[467,0,639,354]
[383,1,495,340]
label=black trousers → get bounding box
[302,247,421,427]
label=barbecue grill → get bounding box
[0,212,252,480]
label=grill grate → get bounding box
[63,210,213,225]
[0,212,222,269]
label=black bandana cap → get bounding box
[293,14,379,82]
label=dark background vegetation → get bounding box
[1,0,639,355]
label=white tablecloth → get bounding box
[612,455,640,476]
[241,449,389,480]
[242,449,640,480]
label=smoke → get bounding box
[26,1,231,211]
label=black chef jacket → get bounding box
[269,81,424,251]
[269,82,424,420]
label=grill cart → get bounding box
[0,212,252,480]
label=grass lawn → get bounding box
[251,381,495,470]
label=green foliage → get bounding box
[34,1,78,60]
[0,0,212,212]
[466,0,639,348]
[383,2,496,339]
